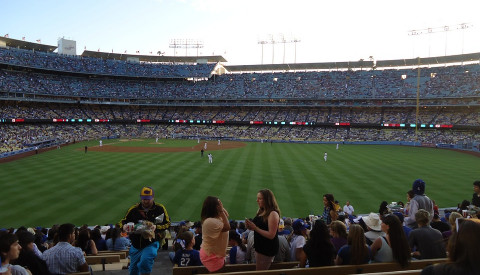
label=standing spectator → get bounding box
[329,221,348,253]
[335,224,371,265]
[322,194,338,225]
[405,190,415,216]
[408,209,446,259]
[199,196,230,273]
[371,214,411,267]
[245,189,280,270]
[471,180,480,207]
[343,201,354,217]
[299,219,335,268]
[227,230,246,264]
[405,179,434,229]
[13,231,51,275]
[421,219,480,275]
[0,232,31,275]
[41,223,89,274]
[119,186,170,275]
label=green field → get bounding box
[1,139,478,228]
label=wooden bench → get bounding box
[362,270,422,275]
[173,261,300,275]
[213,258,446,275]
[94,250,127,259]
[98,249,129,257]
[85,254,121,271]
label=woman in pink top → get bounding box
[200,196,230,273]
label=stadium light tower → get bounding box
[258,39,268,64]
[258,34,301,64]
[169,39,204,57]
[408,23,473,57]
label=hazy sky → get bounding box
[2,0,480,65]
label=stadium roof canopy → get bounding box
[224,60,375,72]
[0,37,57,52]
[224,52,480,72]
[81,50,227,63]
[376,52,480,67]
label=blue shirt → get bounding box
[106,237,131,251]
[173,249,202,266]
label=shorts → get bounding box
[200,248,225,272]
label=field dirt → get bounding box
[88,140,246,153]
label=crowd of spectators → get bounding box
[2,180,480,274]
[0,47,216,78]
[1,101,478,153]
[0,46,479,101]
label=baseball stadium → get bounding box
[1,33,480,274]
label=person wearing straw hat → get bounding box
[362,213,386,245]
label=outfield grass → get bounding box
[1,139,478,228]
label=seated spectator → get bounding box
[430,214,450,233]
[379,201,390,216]
[421,219,480,275]
[106,228,131,251]
[408,209,446,259]
[172,231,201,267]
[12,231,51,275]
[283,218,293,234]
[392,212,412,238]
[192,222,202,251]
[75,228,97,255]
[227,230,246,264]
[335,224,371,265]
[90,228,107,251]
[442,212,462,243]
[288,219,308,262]
[41,223,89,274]
[0,232,30,275]
[371,214,411,267]
[361,213,386,245]
[299,219,335,268]
[329,221,348,253]
[273,225,290,263]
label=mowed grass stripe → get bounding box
[1,140,479,228]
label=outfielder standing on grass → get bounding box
[119,187,170,275]
[208,153,213,164]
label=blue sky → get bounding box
[2,0,480,65]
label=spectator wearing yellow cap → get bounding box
[119,187,170,275]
